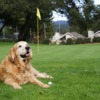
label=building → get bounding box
[51,32,85,44]
[88,30,100,42]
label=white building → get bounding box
[51,32,85,44]
[88,30,100,42]
[51,32,62,44]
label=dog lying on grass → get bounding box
[0,41,52,89]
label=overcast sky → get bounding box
[52,0,100,21]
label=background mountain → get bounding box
[53,20,70,33]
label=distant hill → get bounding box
[53,20,70,32]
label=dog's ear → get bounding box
[8,46,17,62]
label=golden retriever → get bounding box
[0,41,52,89]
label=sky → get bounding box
[52,0,100,21]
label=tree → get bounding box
[55,0,99,36]
[92,5,100,31]
[0,0,56,41]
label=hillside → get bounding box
[53,20,70,32]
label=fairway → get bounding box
[0,42,100,100]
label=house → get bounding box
[88,30,100,42]
[50,32,62,44]
[65,32,85,40]
[94,30,100,37]
[51,32,85,44]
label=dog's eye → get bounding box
[18,45,22,48]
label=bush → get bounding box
[66,38,74,45]
[42,38,50,44]
[84,38,91,43]
[0,38,14,42]
[93,37,100,42]
[75,38,85,44]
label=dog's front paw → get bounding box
[46,75,53,79]
[37,73,53,79]
[42,84,50,88]
[13,84,22,89]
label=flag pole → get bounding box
[37,16,39,52]
[36,7,41,52]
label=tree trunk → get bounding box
[18,16,31,41]
[0,21,6,34]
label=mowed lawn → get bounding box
[0,42,100,100]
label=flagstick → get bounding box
[37,17,39,52]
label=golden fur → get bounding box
[0,41,52,89]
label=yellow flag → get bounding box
[36,8,41,20]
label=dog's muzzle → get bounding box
[20,46,30,58]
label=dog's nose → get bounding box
[25,46,30,50]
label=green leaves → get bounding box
[0,0,56,40]
[55,0,100,35]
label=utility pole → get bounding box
[59,22,60,33]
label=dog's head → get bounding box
[8,41,32,63]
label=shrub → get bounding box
[42,38,50,44]
[84,38,91,43]
[0,38,14,42]
[66,38,74,45]
[75,38,85,44]
[93,37,100,42]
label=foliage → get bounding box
[93,37,100,42]
[0,0,56,41]
[66,38,74,45]
[55,0,100,35]
[92,5,100,31]
[65,38,91,45]
[41,38,50,44]
[84,38,91,43]
[75,38,85,44]
[0,38,13,42]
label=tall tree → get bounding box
[92,5,100,31]
[0,0,55,41]
[55,0,98,36]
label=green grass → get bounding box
[0,42,100,100]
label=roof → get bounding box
[94,30,100,37]
[67,32,86,39]
[51,32,85,42]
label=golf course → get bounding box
[0,42,100,100]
